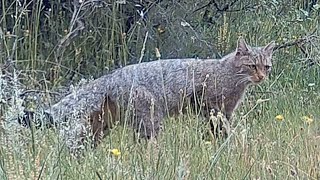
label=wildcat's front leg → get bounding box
[130,86,164,140]
[194,95,233,139]
[203,103,231,138]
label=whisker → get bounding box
[236,74,248,77]
[235,77,250,86]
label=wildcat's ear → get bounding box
[263,41,275,57]
[236,37,250,56]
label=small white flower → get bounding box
[308,83,315,87]
[181,21,190,27]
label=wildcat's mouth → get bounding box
[250,76,266,84]
[251,80,263,84]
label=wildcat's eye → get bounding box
[247,64,256,69]
[265,65,271,71]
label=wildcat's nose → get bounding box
[258,74,265,80]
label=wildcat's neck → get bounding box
[220,51,237,62]
[196,52,251,89]
[199,51,238,75]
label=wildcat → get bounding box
[21,37,275,153]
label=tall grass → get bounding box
[0,0,319,179]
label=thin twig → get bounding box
[138,31,149,63]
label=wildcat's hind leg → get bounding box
[89,96,118,146]
[60,96,118,157]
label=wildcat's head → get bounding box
[234,37,275,84]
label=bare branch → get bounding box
[274,29,317,51]
[55,20,85,59]
[193,0,215,13]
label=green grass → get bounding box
[0,69,319,179]
[0,0,319,179]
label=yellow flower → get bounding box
[275,115,284,121]
[109,149,121,157]
[157,26,165,34]
[302,116,313,124]
[204,141,212,145]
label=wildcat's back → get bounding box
[48,58,223,121]
[23,38,275,154]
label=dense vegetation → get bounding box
[0,0,319,179]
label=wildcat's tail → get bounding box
[18,110,56,129]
